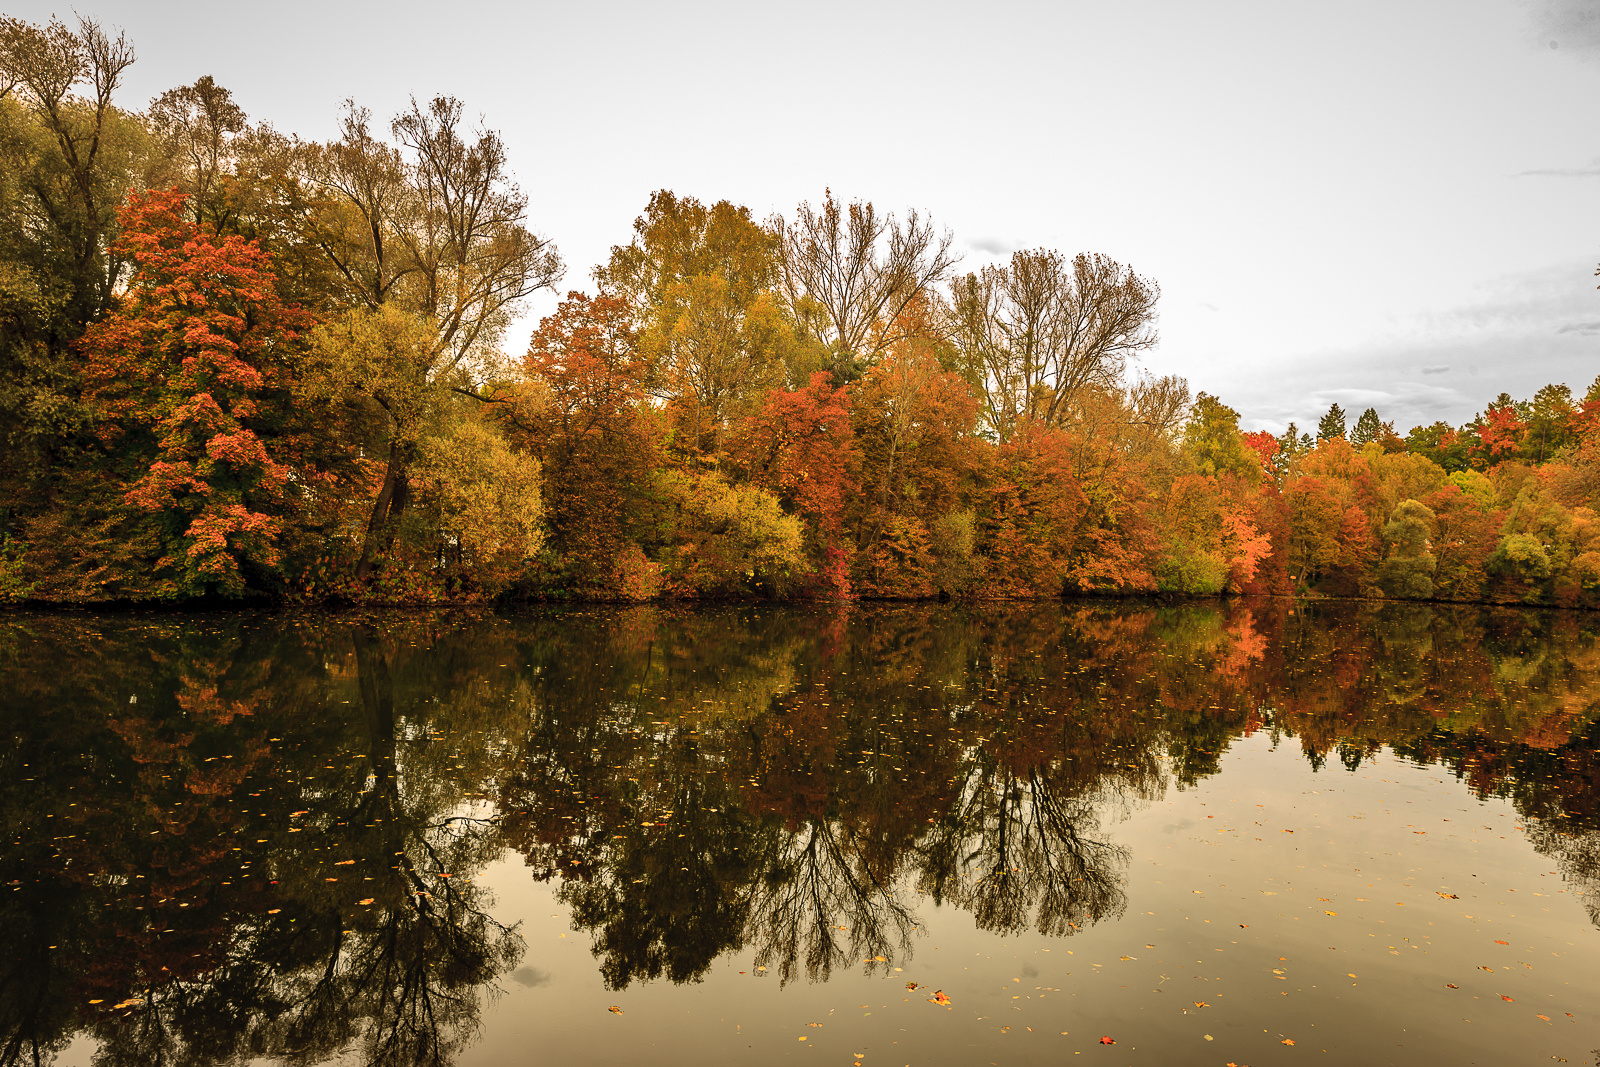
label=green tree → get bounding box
[1376,499,1436,599]
[1316,403,1347,441]
[1351,407,1381,446]
[0,15,144,526]
[1182,393,1261,483]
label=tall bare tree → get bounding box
[148,75,245,230]
[948,250,1159,441]
[776,190,958,380]
[297,97,562,578]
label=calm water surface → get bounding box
[2,601,1598,1066]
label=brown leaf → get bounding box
[607,1005,623,1014]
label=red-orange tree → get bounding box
[522,291,659,594]
[77,188,311,598]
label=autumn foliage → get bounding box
[4,27,1600,607]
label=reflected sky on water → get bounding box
[1,600,1597,1066]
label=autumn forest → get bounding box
[4,16,1600,609]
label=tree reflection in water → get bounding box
[0,600,1598,1064]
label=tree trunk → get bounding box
[355,439,415,580]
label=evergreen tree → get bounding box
[1351,407,1381,446]
[1316,403,1347,441]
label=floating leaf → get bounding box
[1500,995,1514,1002]
[1494,939,1508,945]
[931,990,951,1005]
[334,860,355,866]
[905,981,918,990]
[1282,1038,1296,1045]
[1099,1035,1115,1045]
[607,1005,623,1014]
[358,898,375,905]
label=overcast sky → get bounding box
[18,0,1600,433]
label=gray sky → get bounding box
[25,0,1600,433]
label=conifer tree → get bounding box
[1316,403,1347,441]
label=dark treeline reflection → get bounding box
[1,600,1599,1065]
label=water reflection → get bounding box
[0,600,1597,1065]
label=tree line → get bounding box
[3,15,1599,607]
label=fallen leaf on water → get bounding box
[1446,984,1458,989]
[1538,1014,1550,1021]
[607,1006,623,1014]
[358,898,375,905]
[1239,924,1249,928]
[1282,1038,1295,1045]
[931,990,951,1005]
[1120,955,1135,960]
[1438,892,1458,899]
[111,998,142,1010]
[334,860,355,866]
[88,999,103,1004]
[1494,940,1508,945]
[1194,1001,1208,1008]
[266,909,281,914]
[290,811,309,817]
[1347,973,1358,978]
[905,982,918,990]
[1099,1036,1115,1044]
[873,955,887,962]
[1324,911,1337,916]
[1500,995,1514,1002]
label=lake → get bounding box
[1,600,1597,1066]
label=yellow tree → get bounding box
[597,191,793,455]
[296,97,561,579]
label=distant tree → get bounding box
[1316,403,1347,441]
[1351,407,1381,446]
[1525,383,1576,463]
[1182,393,1260,483]
[1472,393,1526,467]
[1405,421,1470,472]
